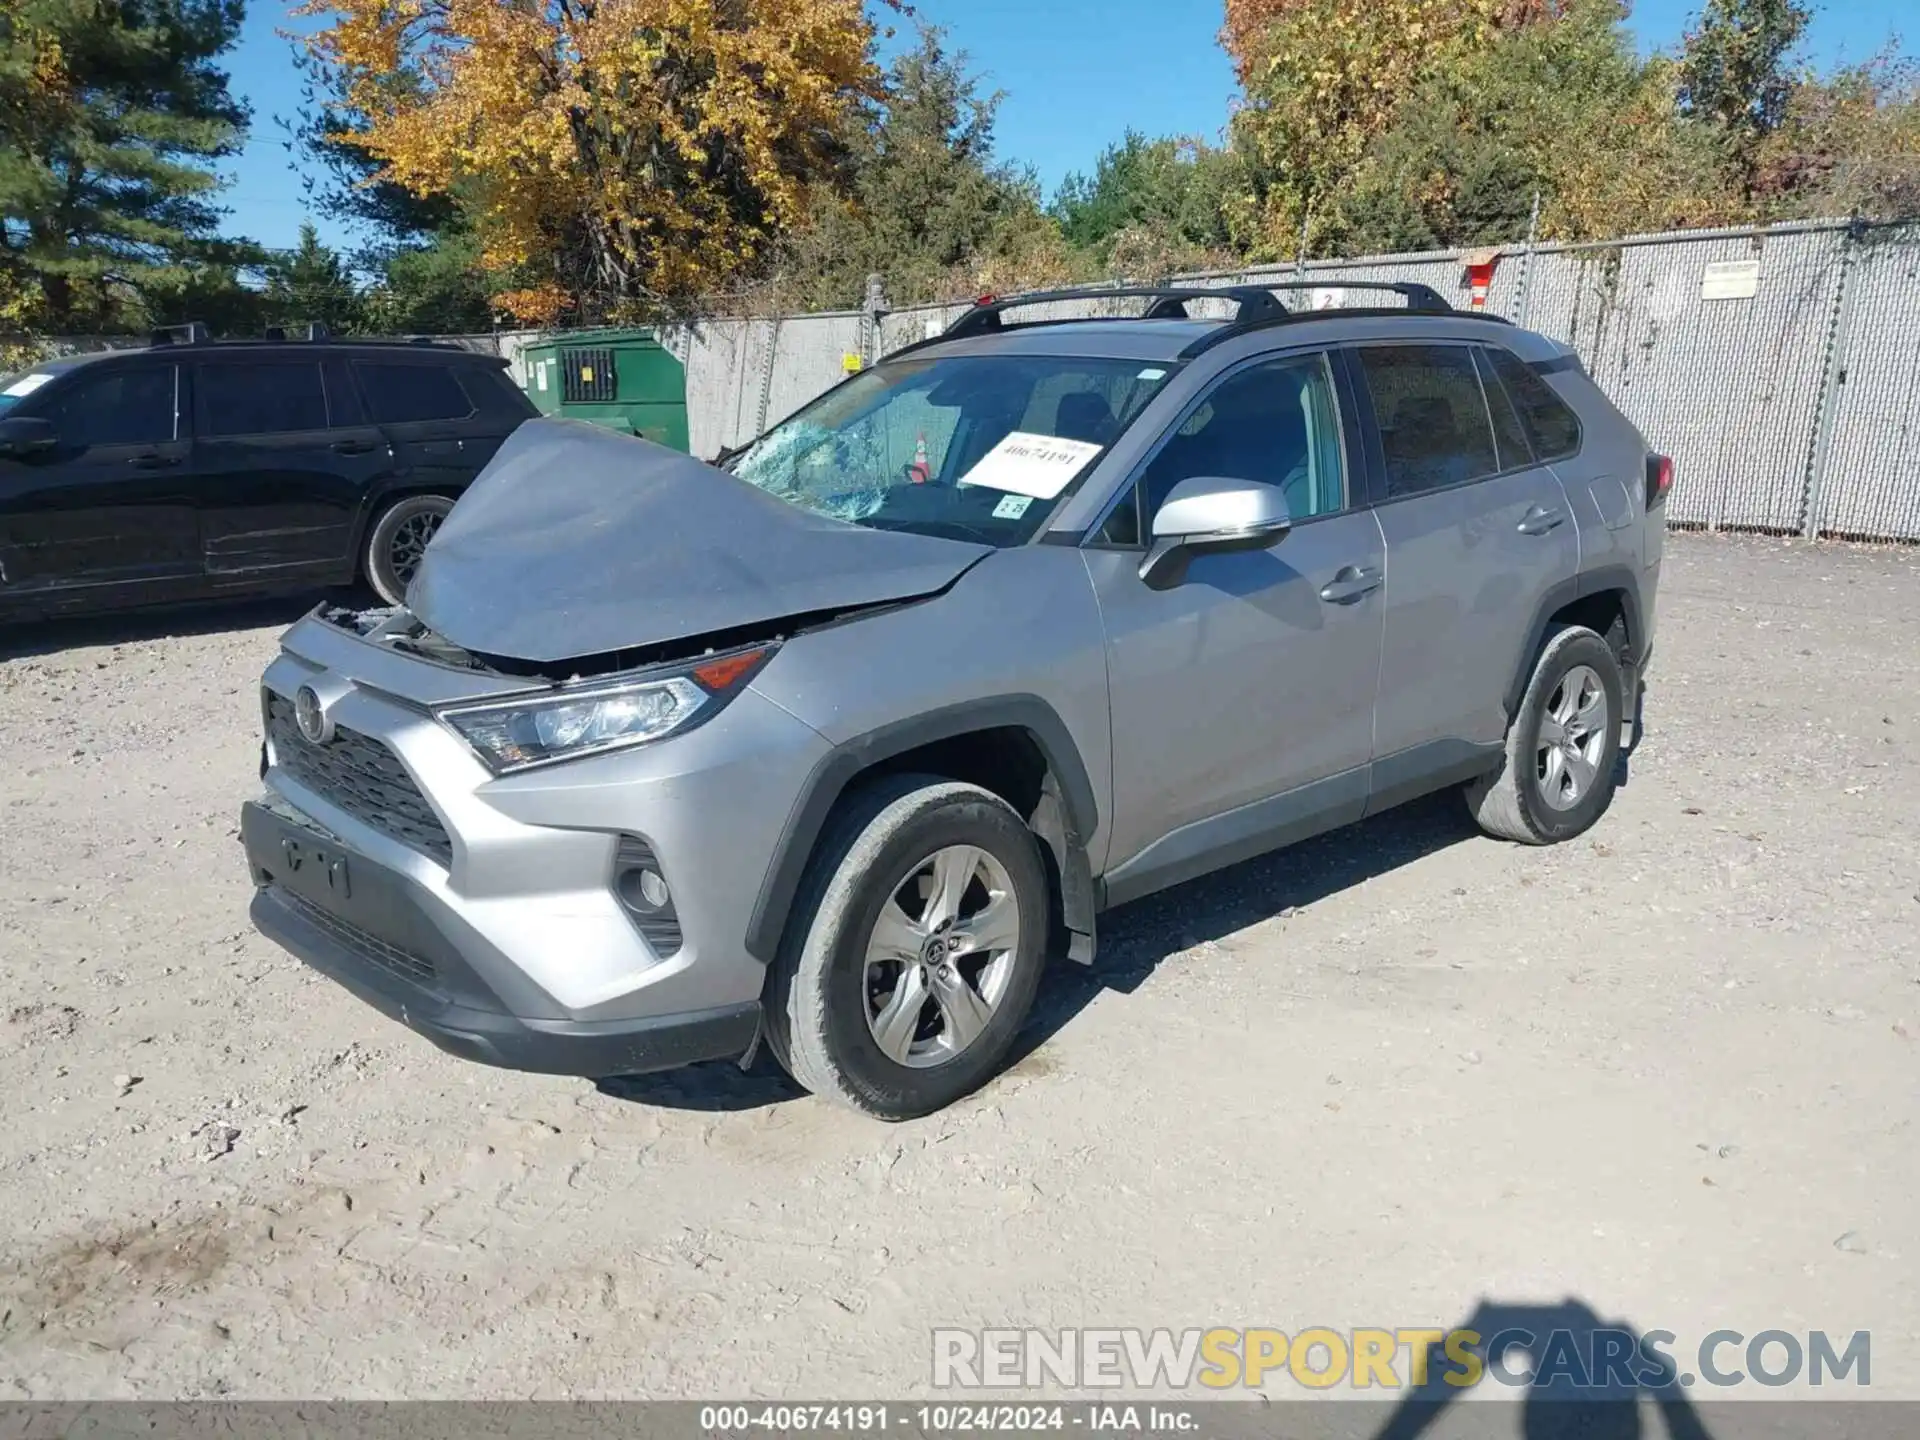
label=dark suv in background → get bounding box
[0,323,537,622]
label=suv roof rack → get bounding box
[147,322,472,352]
[150,322,211,347]
[939,286,1296,341]
[921,279,1461,353]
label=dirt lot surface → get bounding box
[0,532,1916,1403]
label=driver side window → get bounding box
[1098,354,1345,546]
[40,366,178,450]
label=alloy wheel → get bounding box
[862,844,1021,1070]
[389,508,445,589]
[1536,663,1610,811]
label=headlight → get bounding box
[437,645,774,773]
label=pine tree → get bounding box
[0,0,252,332]
[263,221,361,334]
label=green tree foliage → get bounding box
[0,0,255,332]
[1221,0,1914,255]
[1052,131,1240,275]
[361,227,498,335]
[279,49,462,259]
[1679,0,1810,143]
[1755,55,1920,220]
[1333,0,1735,252]
[262,220,362,332]
[772,26,1068,309]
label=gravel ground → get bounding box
[0,531,1916,1403]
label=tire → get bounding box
[364,494,454,606]
[763,775,1050,1121]
[1465,624,1625,845]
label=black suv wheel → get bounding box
[365,494,453,606]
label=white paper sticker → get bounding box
[991,493,1034,520]
[535,362,549,392]
[3,373,53,398]
[1137,367,1167,381]
[958,431,1104,499]
[1701,259,1760,301]
[1310,288,1346,311]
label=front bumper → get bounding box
[243,798,760,1077]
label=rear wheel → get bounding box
[764,776,1049,1120]
[365,494,453,606]
[1466,625,1624,845]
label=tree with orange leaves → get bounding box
[298,0,898,323]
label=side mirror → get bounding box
[1140,475,1292,588]
[0,416,56,458]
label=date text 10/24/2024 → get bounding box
[699,1405,1201,1435]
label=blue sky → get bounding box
[220,0,1914,254]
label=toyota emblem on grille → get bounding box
[294,685,334,746]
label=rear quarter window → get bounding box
[1486,348,1582,461]
[354,362,476,424]
[456,365,540,422]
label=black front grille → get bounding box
[279,888,437,988]
[267,694,454,866]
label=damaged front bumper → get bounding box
[241,606,833,1078]
[243,796,760,1075]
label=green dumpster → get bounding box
[519,328,690,452]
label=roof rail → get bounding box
[940,286,1293,341]
[931,278,1455,345]
[150,322,210,347]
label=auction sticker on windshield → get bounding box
[3,373,53,398]
[958,432,1104,499]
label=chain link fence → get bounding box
[613,217,1918,542]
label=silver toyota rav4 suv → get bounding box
[242,282,1668,1119]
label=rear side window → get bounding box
[1484,347,1582,461]
[201,361,328,437]
[1357,345,1500,498]
[41,366,177,448]
[355,362,475,424]
[457,364,539,421]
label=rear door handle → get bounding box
[128,453,181,469]
[1319,566,1383,604]
[1517,505,1567,536]
[331,440,378,456]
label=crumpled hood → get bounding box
[408,418,990,666]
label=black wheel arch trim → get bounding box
[1506,564,1645,720]
[744,695,1101,965]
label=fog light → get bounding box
[614,835,682,956]
[618,865,671,912]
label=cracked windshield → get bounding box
[727,354,1174,545]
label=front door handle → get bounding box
[1517,505,1567,536]
[1319,565,1383,604]
[128,452,181,469]
[331,440,378,456]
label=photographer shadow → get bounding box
[1373,1299,1714,1440]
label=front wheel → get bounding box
[1466,624,1625,845]
[364,494,454,606]
[764,776,1050,1120]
